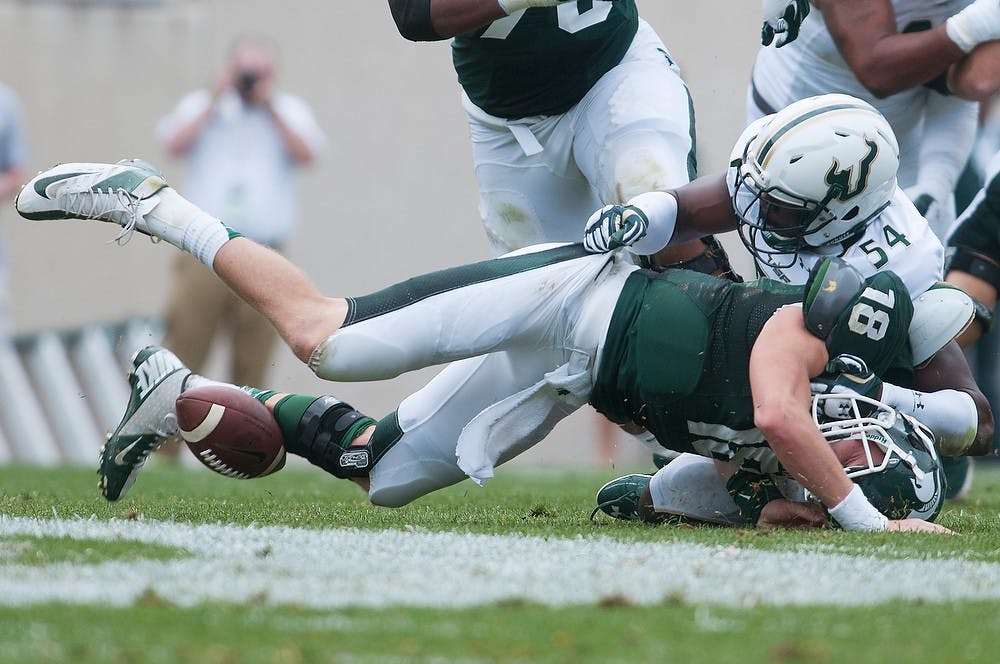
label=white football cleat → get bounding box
[15,159,213,246]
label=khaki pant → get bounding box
[163,252,279,388]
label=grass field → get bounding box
[3,461,1000,663]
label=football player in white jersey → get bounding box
[585,94,993,523]
[943,42,1000,348]
[747,0,1000,240]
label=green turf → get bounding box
[3,462,1000,663]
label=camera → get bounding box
[236,71,259,95]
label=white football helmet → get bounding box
[732,94,900,268]
[810,392,944,522]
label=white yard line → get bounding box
[2,516,999,608]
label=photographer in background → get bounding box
[153,34,326,460]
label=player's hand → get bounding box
[761,0,810,48]
[904,184,950,237]
[885,518,956,534]
[499,0,572,14]
[583,204,649,253]
[810,354,883,419]
[757,499,827,531]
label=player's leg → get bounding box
[15,160,347,364]
[255,348,565,506]
[593,455,745,526]
[572,21,741,281]
[945,167,1000,347]
[463,95,602,254]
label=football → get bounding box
[176,385,286,479]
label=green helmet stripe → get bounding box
[756,103,864,165]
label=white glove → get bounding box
[583,204,649,253]
[904,183,952,238]
[761,0,810,48]
[498,0,571,14]
[946,0,1000,53]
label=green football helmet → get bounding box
[810,392,945,521]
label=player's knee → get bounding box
[479,189,545,254]
[610,141,690,203]
[368,468,455,508]
[308,332,411,381]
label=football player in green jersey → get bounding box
[16,158,955,533]
[385,0,772,274]
[386,0,808,462]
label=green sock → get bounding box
[243,387,277,404]
[271,394,321,448]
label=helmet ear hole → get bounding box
[842,207,859,221]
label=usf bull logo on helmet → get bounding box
[731,93,900,269]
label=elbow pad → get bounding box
[388,0,442,41]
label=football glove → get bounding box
[761,0,810,48]
[904,182,952,239]
[498,0,572,14]
[583,204,649,253]
[810,354,883,420]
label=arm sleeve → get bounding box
[915,91,979,200]
[388,0,444,41]
[624,191,678,256]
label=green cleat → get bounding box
[591,473,652,521]
[99,345,190,501]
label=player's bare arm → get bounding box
[817,0,967,97]
[948,40,1000,101]
[749,306,855,512]
[749,305,953,534]
[388,0,568,40]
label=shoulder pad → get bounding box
[802,257,864,340]
[909,283,974,366]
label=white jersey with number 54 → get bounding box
[725,119,944,297]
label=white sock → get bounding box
[182,217,232,270]
[146,188,232,270]
[182,374,241,393]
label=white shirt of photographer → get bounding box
[155,89,327,247]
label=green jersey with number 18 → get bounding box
[452,1,638,119]
[589,268,912,467]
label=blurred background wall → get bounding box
[0,0,760,467]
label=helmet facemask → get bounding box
[809,393,944,521]
[732,148,840,269]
